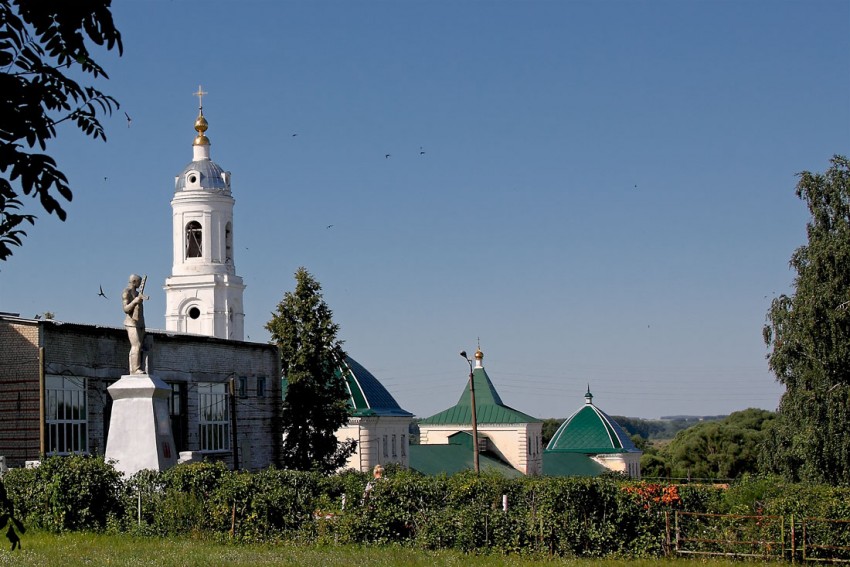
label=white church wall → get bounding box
[591,451,642,479]
[338,416,411,473]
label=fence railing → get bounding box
[671,511,786,560]
[669,511,850,563]
[799,517,850,563]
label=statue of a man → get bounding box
[122,274,146,374]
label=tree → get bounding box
[541,418,563,446]
[762,155,850,484]
[0,0,122,260]
[265,268,356,473]
[663,408,774,480]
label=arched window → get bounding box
[186,221,202,258]
[225,222,233,264]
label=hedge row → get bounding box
[2,456,850,557]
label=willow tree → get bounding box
[266,268,355,473]
[762,155,850,484]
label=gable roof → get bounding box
[419,350,540,425]
[545,388,638,454]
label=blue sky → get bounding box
[2,0,848,419]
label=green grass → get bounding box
[0,531,783,566]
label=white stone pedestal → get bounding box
[104,373,177,476]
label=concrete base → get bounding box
[104,373,177,476]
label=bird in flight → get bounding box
[326,224,334,229]
[98,285,108,299]
[420,146,426,155]
[385,154,391,159]
[124,112,132,127]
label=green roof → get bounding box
[419,365,541,425]
[545,390,638,454]
[281,356,412,418]
[340,357,413,417]
[542,452,608,477]
[409,433,523,477]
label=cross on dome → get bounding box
[192,85,210,147]
[194,85,208,112]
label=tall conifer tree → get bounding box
[762,155,850,483]
[266,268,356,473]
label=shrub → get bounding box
[3,455,124,531]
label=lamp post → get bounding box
[460,350,480,474]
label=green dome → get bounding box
[545,389,638,454]
[281,356,412,418]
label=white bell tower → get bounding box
[164,86,245,340]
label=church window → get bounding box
[392,434,397,457]
[257,376,266,398]
[401,435,406,457]
[198,382,229,452]
[186,221,202,258]
[46,375,87,455]
[188,306,201,320]
[225,222,233,264]
[383,435,388,458]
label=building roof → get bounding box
[409,433,523,477]
[541,452,609,477]
[545,388,639,454]
[419,348,541,425]
[341,357,413,417]
[280,355,413,418]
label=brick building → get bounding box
[0,314,280,470]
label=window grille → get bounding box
[46,375,87,455]
[198,382,229,452]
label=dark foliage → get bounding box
[266,268,356,473]
[0,0,122,259]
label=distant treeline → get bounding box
[540,414,725,446]
[612,415,726,440]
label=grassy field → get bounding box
[0,531,784,566]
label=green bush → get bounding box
[3,455,123,531]
[4,456,850,558]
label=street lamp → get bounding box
[459,350,480,474]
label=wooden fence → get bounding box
[669,511,850,563]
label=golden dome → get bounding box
[193,112,210,146]
[474,348,484,360]
[194,113,208,133]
